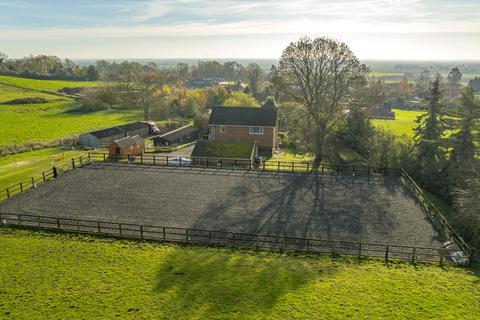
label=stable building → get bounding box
[108,135,145,159]
[79,122,158,147]
[150,124,199,147]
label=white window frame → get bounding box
[249,127,264,135]
[219,125,225,133]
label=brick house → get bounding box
[208,106,278,156]
[108,135,145,159]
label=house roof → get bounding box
[112,135,144,148]
[208,106,277,127]
[88,122,149,139]
[151,125,199,143]
[192,140,255,159]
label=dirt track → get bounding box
[0,163,443,247]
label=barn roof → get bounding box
[151,125,198,143]
[112,135,144,148]
[88,122,149,139]
[208,106,277,127]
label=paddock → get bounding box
[0,163,443,249]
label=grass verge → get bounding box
[0,228,478,320]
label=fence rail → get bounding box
[0,152,473,264]
[0,212,458,266]
[0,155,92,202]
[399,169,471,256]
[87,152,401,176]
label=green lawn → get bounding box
[0,84,58,103]
[0,100,142,148]
[372,108,424,137]
[0,148,94,190]
[0,75,100,91]
[0,228,478,320]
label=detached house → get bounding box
[208,106,278,156]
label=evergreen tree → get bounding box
[446,86,480,189]
[412,74,448,189]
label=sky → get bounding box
[0,0,479,60]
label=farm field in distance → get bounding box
[0,75,100,91]
[0,76,143,148]
[372,108,424,138]
[0,228,479,320]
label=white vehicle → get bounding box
[167,156,192,166]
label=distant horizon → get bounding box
[1,1,479,61]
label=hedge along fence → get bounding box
[0,212,458,266]
[399,169,472,258]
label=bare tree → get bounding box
[135,71,163,120]
[278,37,368,162]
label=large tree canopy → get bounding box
[278,37,369,162]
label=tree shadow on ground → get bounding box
[153,247,337,319]
[191,172,401,244]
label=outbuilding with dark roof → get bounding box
[150,124,199,147]
[79,122,153,147]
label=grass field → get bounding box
[0,84,58,102]
[0,75,100,91]
[0,148,94,190]
[0,100,142,148]
[372,109,423,138]
[0,228,478,320]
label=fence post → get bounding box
[140,226,144,239]
[163,227,166,241]
[97,221,101,233]
[439,248,445,267]
[331,242,336,259]
[88,153,91,162]
[179,157,182,166]
[206,158,209,168]
[72,158,76,169]
[277,161,280,172]
[56,218,60,230]
[232,233,236,246]
[153,155,156,166]
[281,236,285,253]
[42,171,46,182]
[166,156,169,166]
[141,154,143,164]
[103,153,106,162]
[306,239,310,252]
[186,229,190,243]
[307,162,310,173]
[357,242,362,263]
[6,188,10,199]
[208,231,212,245]
[31,177,36,188]
[119,223,122,235]
[19,182,23,192]
[385,246,389,265]
[321,164,325,174]
[53,167,58,178]
[256,235,259,250]
[411,247,416,264]
[291,162,294,172]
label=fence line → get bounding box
[0,153,473,264]
[0,155,92,202]
[87,152,402,177]
[399,169,471,257]
[0,212,460,266]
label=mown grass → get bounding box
[0,148,95,190]
[0,75,100,91]
[372,108,424,137]
[0,228,478,320]
[0,84,58,103]
[0,100,142,148]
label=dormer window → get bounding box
[249,127,264,135]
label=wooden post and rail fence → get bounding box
[0,152,475,265]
